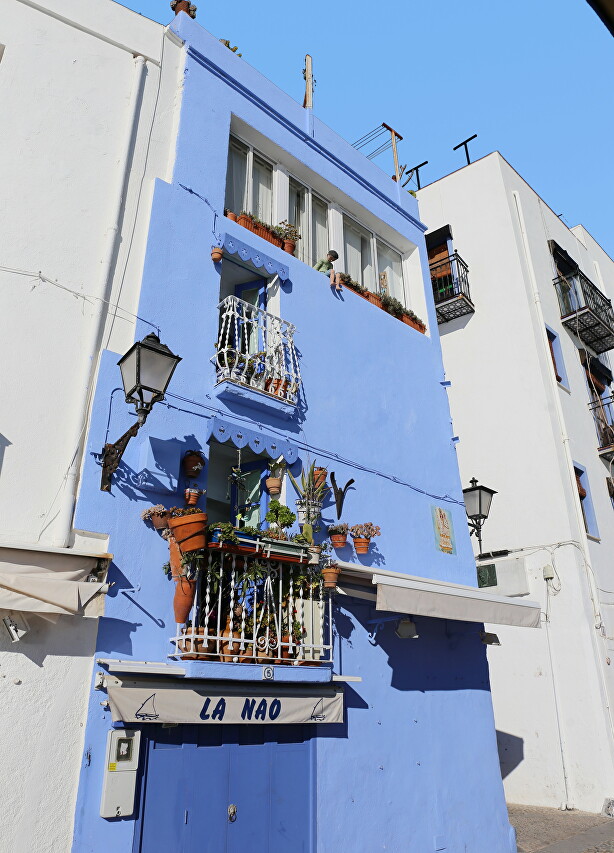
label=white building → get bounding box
[418,152,614,813]
[0,2,182,850]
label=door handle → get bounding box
[228,803,237,822]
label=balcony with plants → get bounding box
[212,294,301,408]
[429,251,474,324]
[554,270,614,354]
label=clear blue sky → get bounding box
[121,0,613,258]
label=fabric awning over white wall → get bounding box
[0,547,107,616]
[373,573,541,629]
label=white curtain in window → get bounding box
[311,196,328,266]
[225,140,248,215]
[289,179,309,263]
[344,218,374,290]
[252,156,273,223]
[377,241,403,300]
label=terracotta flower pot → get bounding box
[177,627,215,660]
[265,476,282,496]
[271,234,283,248]
[173,576,197,624]
[365,292,383,308]
[353,536,370,555]
[184,488,200,506]
[257,224,270,240]
[238,213,251,229]
[226,211,238,222]
[168,512,208,554]
[283,239,296,255]
[211,247,224,263]
[151,511,169,530]
[313,467,327,489]
[401,315,426,334]
[330,533,347,549]
[169,537,182,577]
[321,564,341,589]
[182,451,205,478]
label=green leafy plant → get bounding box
[276,220,301,242]
[238,525,261,537]
[288,461,330,505]
[349,523,381,539]
[212,522,239,544]
[262,527,289,541]
[162,561,171,576]
[380,293,406,318]
[292,532,311,545]
[239,560,269,596]
[328,522,349,535]
[265,500,296,530]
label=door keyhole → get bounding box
[228,803,237,822]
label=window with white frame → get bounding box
[224,136,274,223]
[289,177,329,266]
[343,216,404,298]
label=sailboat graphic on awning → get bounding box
[310,698,326,722]
[135,693,159,720]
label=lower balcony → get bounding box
[170,544,334,667]
[589,395,614,461]
[212,295,301,406]
[430,252,475,324]
[554,272,614,355]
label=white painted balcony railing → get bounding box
[170,550,333,665]
[212,295,301,405]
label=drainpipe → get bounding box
[50,55,147,546]
[512,190,614,808]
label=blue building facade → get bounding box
[71,14,519,852]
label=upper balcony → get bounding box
[588,394,614,462]
[554,271,614,354]
[212,295,301,408]
[429,251,474,324]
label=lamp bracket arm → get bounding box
[100,420,142,491]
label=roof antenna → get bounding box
[453,134,477,166]
[303,55,314,109]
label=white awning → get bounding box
[0,545,110,616]
[373,573,541,629]
[333,561,541,629]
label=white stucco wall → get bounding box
[0,3,184,850]
[418,153,614,811]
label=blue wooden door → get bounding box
[135,724,314,853]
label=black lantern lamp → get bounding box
[462,477,497,556]
[100,334,181,491]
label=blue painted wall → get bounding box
[71,14,515,853]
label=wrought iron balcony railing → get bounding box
[170,548,333,666]
[212,295,301,405]
[589,394,614,461]
[429,251,474,324]
[554,272,614,354]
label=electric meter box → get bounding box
[100,729,141,818]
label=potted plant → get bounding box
[321,561,341,589]
[141,504,169,530]
[171,550,206,624]
[238,211,253,230]
[401,308,426,333]
[270,225,284,249]
[380,293,405,319]
[275,220,301,255]
[211,245,224,263]
[224,208,238,222]
[328,522,349,549]
[265,460,285,497]
[349,522,381,555]
[182,449,205,478]
[313,466,327,489]
[288,461,330,524]
[184,486,204,506]
[264,499,296,534]
[168,506,208,554]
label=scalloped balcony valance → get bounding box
[222,233,289,281]
[208,417,299,464]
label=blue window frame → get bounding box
[546,326,568,387]
[574,463,599,539]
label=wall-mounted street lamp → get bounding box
[462,477,497,556]
[100,333,181,491]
